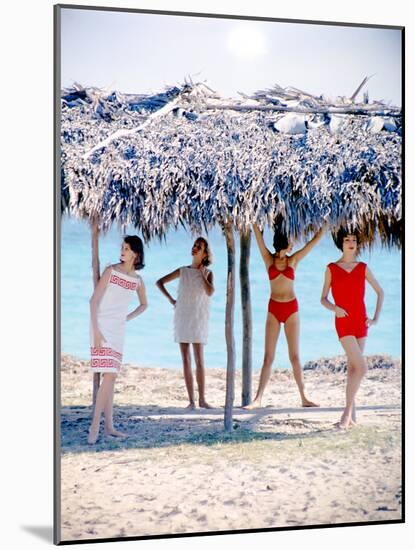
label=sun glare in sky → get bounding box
[227,25,267,59]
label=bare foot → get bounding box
[333,420,347,430]
[334,414,352,430]
[185,402,196,410]
[87,425,100,445]
[104,428,129,439]
[199,401,214,409]
[242,398,262,410]
[302,398,320,408]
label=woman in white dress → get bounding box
[156,238,214,409]
[88,236,148,444]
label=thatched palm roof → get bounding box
[61,81,402,247]
[60,82,187,211]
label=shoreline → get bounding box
[59,353,402,541]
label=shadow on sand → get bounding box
[59,403,399,455]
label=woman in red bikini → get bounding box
[244,223,325,409]
[321,229,384,430]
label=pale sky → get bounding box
[60,7,402,105]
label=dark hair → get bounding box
[272,227,289,254]
[332,228,360,251]
[123,235,145,270]
[195,237,213,266]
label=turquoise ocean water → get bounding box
[61,218,401,370]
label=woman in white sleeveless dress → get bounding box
[88,236,148,444]
[156,238,214,409]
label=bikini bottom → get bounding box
[268,297,299,324]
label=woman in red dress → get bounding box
[321,229,384,429]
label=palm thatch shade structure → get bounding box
[60,80,402,429]
[62,81,401,246]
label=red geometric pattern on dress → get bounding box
[90,347,122,362]
[91,358,120,370]
[110,274,138,291]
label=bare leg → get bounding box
[243,313,280,409]
[350,338,366,426]
[180,343,195,409]
[88,372,117,444]
[337,336,368,429]
[192,343,214,408]
[284,313,319,407]
[103,373,128,438]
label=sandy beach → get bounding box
[59,353,402,542]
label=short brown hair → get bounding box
[124,235,145,270]
[332,228,360,251]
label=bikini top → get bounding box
[268,264,295,281]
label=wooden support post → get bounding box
[91,219,101,413]
[240,229,252,406]
[224,223,236,432]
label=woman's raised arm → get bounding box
[252,224,274,268]
[292,227,325,265]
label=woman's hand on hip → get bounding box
[334,306,348,318]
